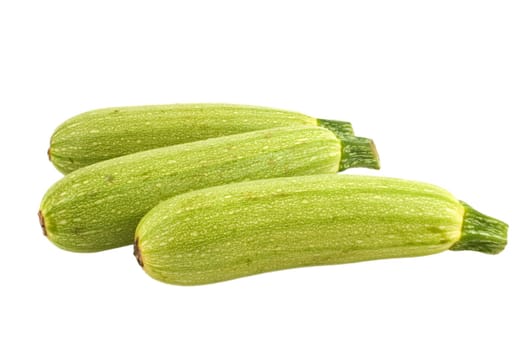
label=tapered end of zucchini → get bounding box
[47,146,71,175]
[450,201,508,254]
[317,119,354,138]
[134,238,144,267]
[38,210,47,236]
[338,136,380,171]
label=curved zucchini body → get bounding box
[134,174,508,286]
[49,103,354,174]
[39,126,378,252]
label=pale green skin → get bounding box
[135,175,464,286]
[41,126,360,252]
[50,104,352,174]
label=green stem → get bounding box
[450,201,508,254]
[338,136,380,171]
[317,119,355,138]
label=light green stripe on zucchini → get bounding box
[40,126,378,252]
[49,103,354,174]
[134,174,508,286]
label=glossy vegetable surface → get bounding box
[135,174,507,285]
[49,103,354,173]
[40,126,378,252]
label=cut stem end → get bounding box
[317,118,354,138]
[338,136,380,171]
[450,201,508,254]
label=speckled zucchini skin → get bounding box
[49,103,354,174]
[40,126,377,252]
[134,174,506,286]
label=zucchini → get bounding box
[49,103,354,174]
[39,126,379,252]
[134,174,507,285]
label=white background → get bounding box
[1,1,524,349]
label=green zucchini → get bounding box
[134,174,508,285]
[39,126,379,252]
[49,103,354,174]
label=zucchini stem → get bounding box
[338,136,380,171]
[450,201,508,254]
[317,119,355,138]
[315,118,380,170]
